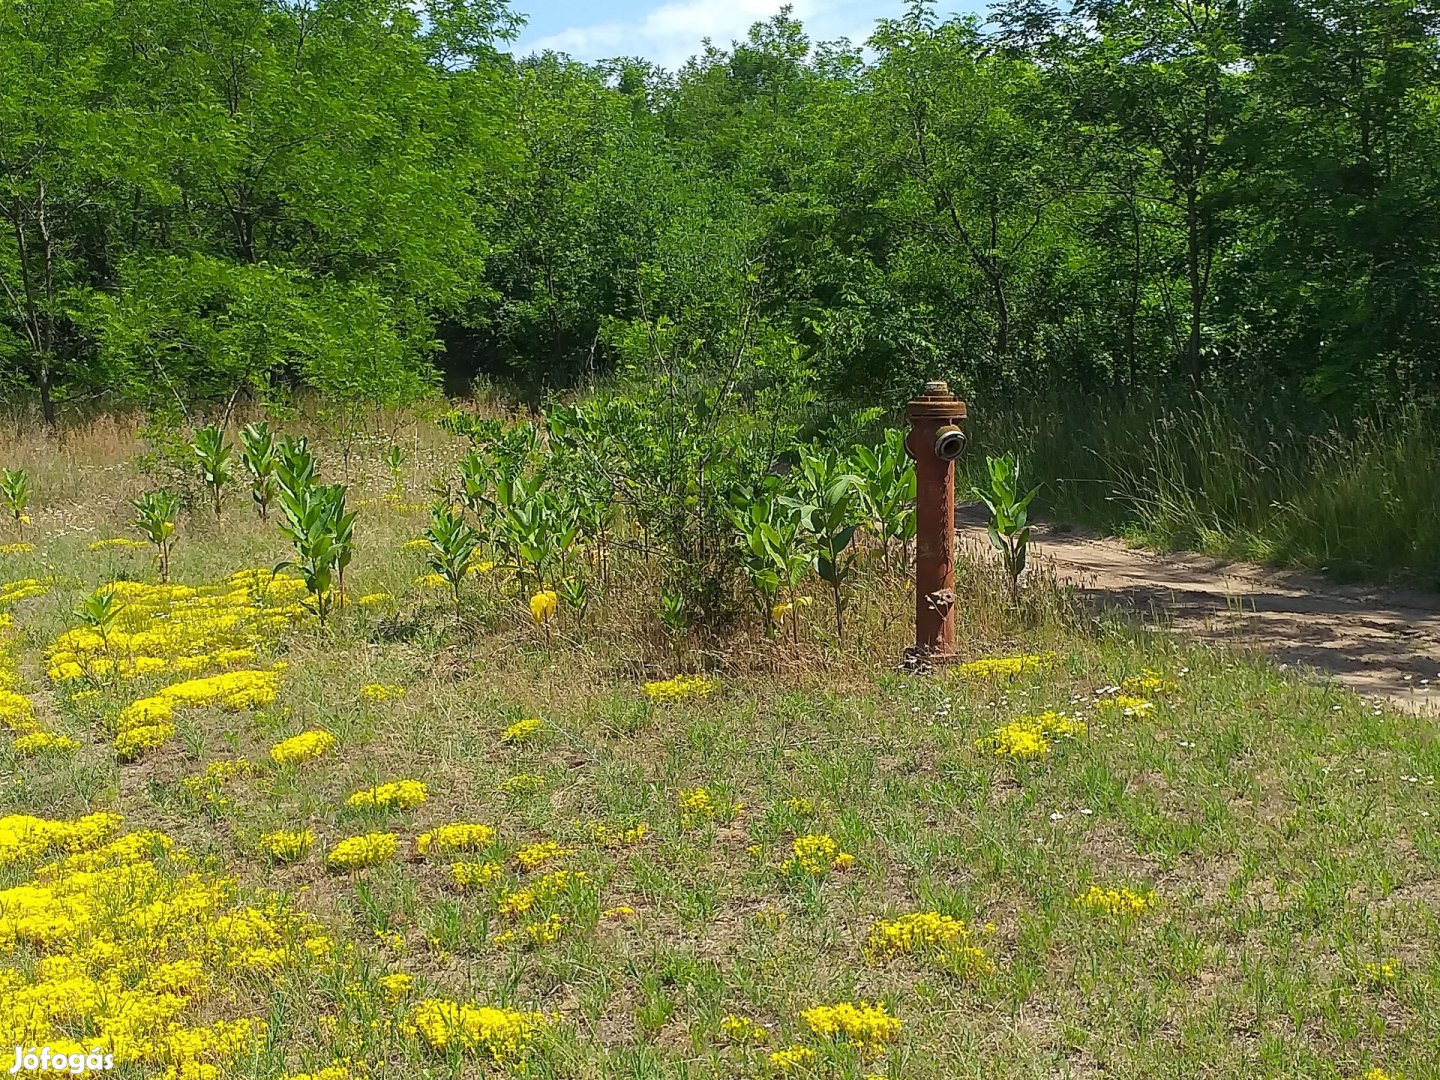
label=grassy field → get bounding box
[1,419,1438,1080]
[964,394,1440,589]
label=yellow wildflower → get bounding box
[976,711,1086,760]
[494,914,563,948]
[953,654,1047,679]
[357,592,394,606]
[513,841,573,871]
[1098,694,1155,716]
[416,822,495,855]
[643,674,719,704]
[583,820,648,847]
[720,1014,770,1044]
[528,591,558,626]
[1121,669,1178,695]
[259,828,314,862]
[114,721,176,759]
[407,997,551,1063]
[378,973,415,1002]
[327,832,399,870]
[346,780,427,811]
[1361,959,1400,984]
[768,1046,818,1074]
[498,773,546,795]
[801,1000,902,1054]
[677,786,741,827]
[0,543,35,555]
[12,731,79,756]
[450,861,504,891]
[784,833,854,875]
[269,730,336,765]
[501,717,542,743]
[865,911,995,974]
[88,537,149,551]
[360,682,405,702]
[1075,884,1155,917]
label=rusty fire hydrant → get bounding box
[905,380,968,660]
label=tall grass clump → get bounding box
[965,393,1440,586]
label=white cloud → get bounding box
[517,0,900,68]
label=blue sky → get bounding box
[511,1,980,68]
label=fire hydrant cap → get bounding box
[905,381,968,422]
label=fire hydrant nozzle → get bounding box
[905,380,968,660]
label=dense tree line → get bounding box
[3,0,1438,426]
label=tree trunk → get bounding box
[37,360,56,428]
[1185,187,1203,383]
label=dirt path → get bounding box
[958,510,1440,713]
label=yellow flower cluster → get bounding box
[1362,959,1400,984]
[784,834,855,875]
[326,833,399,870]
[954,653,1047,679]
[87,537,149,551]
[113,669,282,759]
[1098,694,1155,716]
[416,822,495,855]
[976,711,1087,760]
[643,674,720,704]
[13,730,79,756]
[498,870,588,917]
[582,820,648,848]
[288,1066,353,1080]
[2,617,75,754]
[270,729,336,765]
[499,773,546,795]
[408,997,551,1064]
[357,592,394,606]
[1121,669,1178,695]
[780,797,816,815]
[501,717,543,742]
[259,829,315,862]
[800,1001,903,1054]
[450,861,504,891]
[180,758,251,791]
[47,572,307,683]
[0,577,50,605]
[360,682,405,702]
[768,1046,818,1073]
[175,759,250,813]
[513,840,573,871]
[0,542,35,555]
[379,973,415,1001]
[864,912,995,974]
[719,1014,770,1044]
[0,813,334,1074]
[1075,885,1155,917]
[493,913,564,948]
[677,787,742,827]
[0,812,121,866]
[346,780,427,811]
[0,684,35,732]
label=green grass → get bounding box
[0,428,1437,1079]
[963,393,1440,588]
